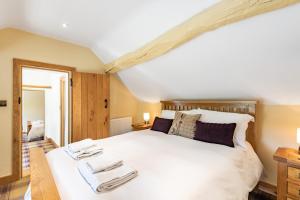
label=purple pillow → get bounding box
[194,121,236,147]
[151,117,173,134]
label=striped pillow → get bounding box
[168,111,201,139]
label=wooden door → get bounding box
[72,72,110,142]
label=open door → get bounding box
[72,72,110,142]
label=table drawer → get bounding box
[288,182,300,198]
[288,167,300,181]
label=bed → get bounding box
[29,100,263,200]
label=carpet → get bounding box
[22,133,56,170]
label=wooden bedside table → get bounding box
[274,147,300,200]
[132,123,152,131]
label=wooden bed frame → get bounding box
[29,100,257,200]
[160,100,257,149]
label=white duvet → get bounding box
[46,130,263,200]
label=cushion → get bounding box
[194,121,236,147]
[188,109,254,148]
[168,111,201,139]
[151,117,173,133]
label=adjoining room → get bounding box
[21,67,70,177]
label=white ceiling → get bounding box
[0,0,219,62]
[118,4,300,104]
[2,0,300,104]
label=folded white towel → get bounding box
[68,139,97,153]
[86,154,123,173]
[65,145,103,160]
[78,162,138,192]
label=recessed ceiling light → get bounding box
[62,23,68,28]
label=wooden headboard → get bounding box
[160,100,257,150]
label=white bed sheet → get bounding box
[46,130,263,200]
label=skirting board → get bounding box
[258,181,277,196]
[0,174,16,186]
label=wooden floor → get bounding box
[249,189,276,200]
[0,176,30,200]
[0,136,57,200]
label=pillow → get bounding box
[161,110,176,119]
[194,121,236,147]
[168,111,201,139]
[151,117,173,133]
[161,110,195,119]
[31,120,44,126]
[189,108,254,148]
[27,123,45,141]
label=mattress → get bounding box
[46,130,263,200]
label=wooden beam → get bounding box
[22,85,52,89]
[106,0,300,73]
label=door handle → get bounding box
[104,99,108,109]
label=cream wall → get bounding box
[110,74,161,124]
[110,75,138,122]
[0,28,106,177]
[256,104,300,185]
[22,90,45,132]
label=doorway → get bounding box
[12,58,110,182]
[13,59,75,180]
[21,67,70,176]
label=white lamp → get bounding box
[297,128,300,154]
[143,113,150,124]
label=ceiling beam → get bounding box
[106,0,300,73]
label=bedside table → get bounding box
[274,147,300,200]
[132,123,152,131]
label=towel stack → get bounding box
[65,139,103,160]
[78,154,138,192]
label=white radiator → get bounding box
[110,117,132,136]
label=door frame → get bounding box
[60,77,66,147]
[12,58,75,182]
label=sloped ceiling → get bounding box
[1,0,300,104]
[118,4,300,104]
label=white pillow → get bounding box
[161,110,176,119]
[28,123,45,141]
[161,110,194,119]
[189,108,254,148]
[31,120,44,126]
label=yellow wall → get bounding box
[256,104,300,185]
[110,75,138,121]
[22,90,45,131]
[110,74,161,123]
[0,28,106,177]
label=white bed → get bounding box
[46,129,263,200]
